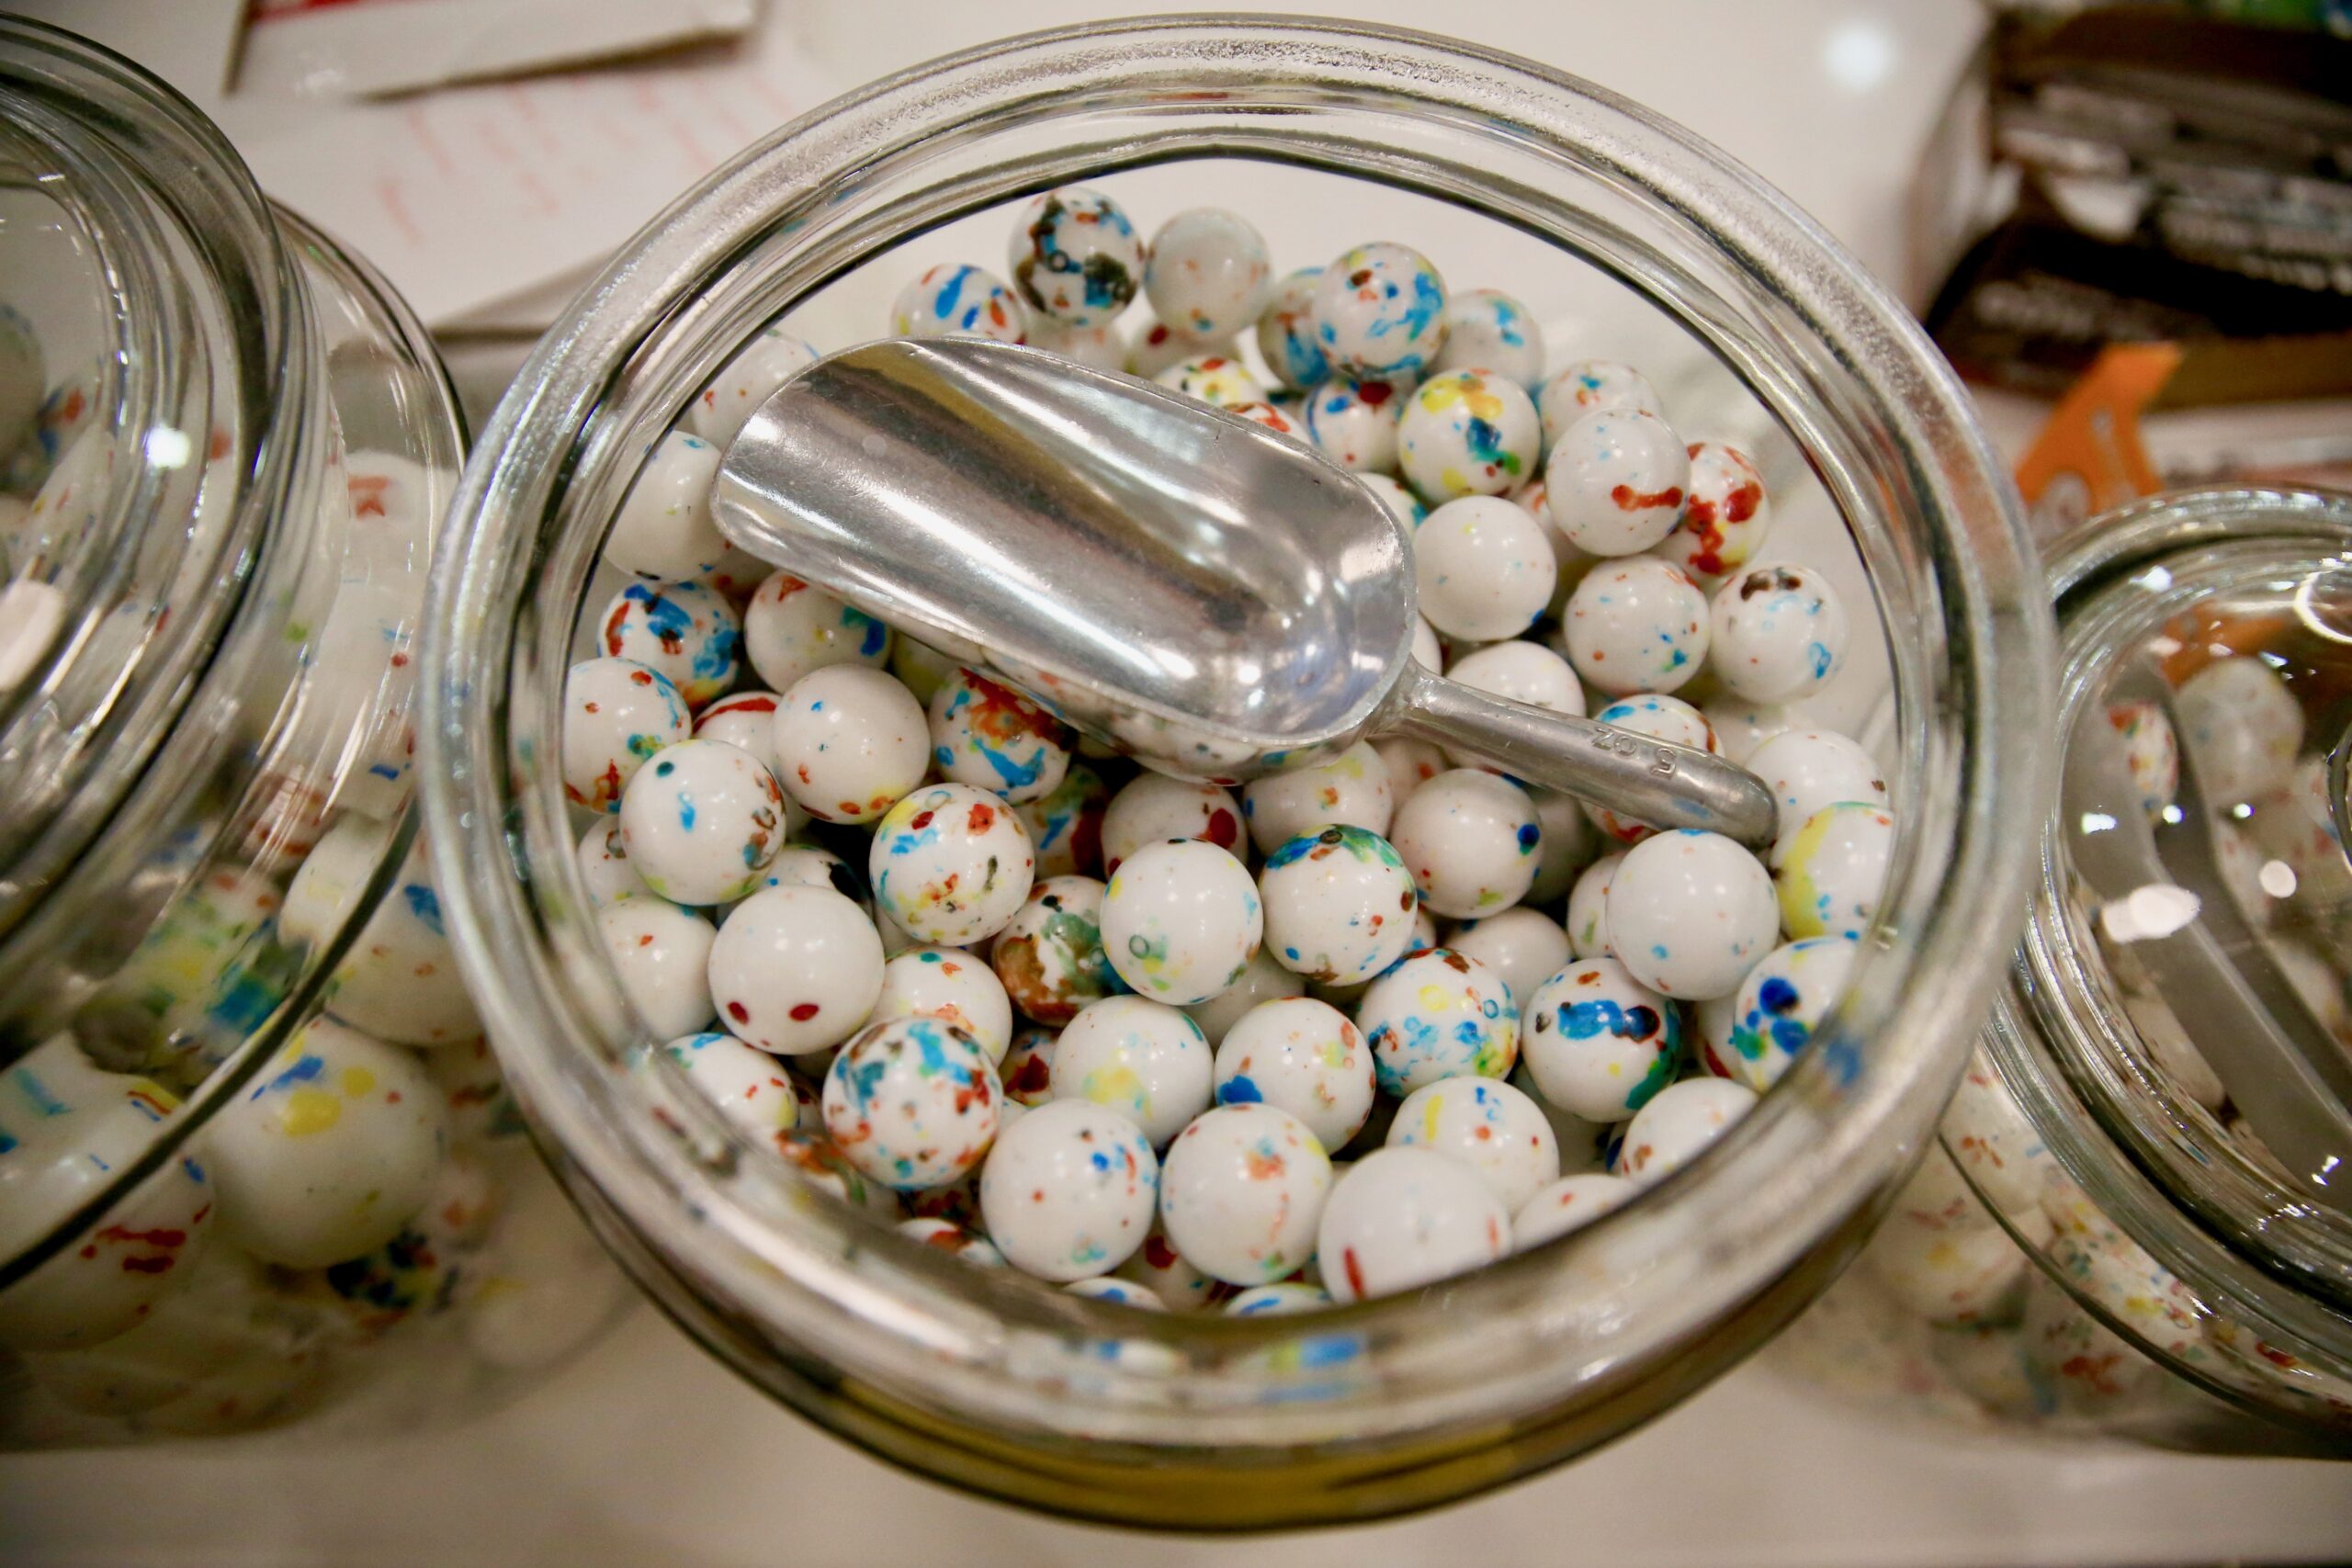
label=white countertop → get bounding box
[6,4,2352,1562]
[11,1309,2352,1566]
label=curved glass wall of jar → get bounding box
[1770,487,2352,1455]
[0,21,628,1449]
[421,18,2051,1528]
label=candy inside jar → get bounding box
[553,175,1906,1318]
[426,23,2048,1524]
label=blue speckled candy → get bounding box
[1313,243,1447,379]
[891,263,1028,343]
[1432,287,1546,390]
[823,1014,1001,1190]
[598,578,742,710]
[1009,186,1143,328]
[1259,826,1419,985]
[1254,266,1331,391]
[1521,955,1683,1122]
[1724,934,1859,1092]
[1355,947,1518,1096]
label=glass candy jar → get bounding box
[1775,485,2352,1458]
[422,17,2052,1527]
[0,20,625,1448]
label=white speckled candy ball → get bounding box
[1303,375,1407,472]
[1701,692,1811,765]
[1512,1172,1636,1250]
[1414,496,1557,642]
[1618,1077,1757,1186]
[2176,655,2302,807]
[979,1098,1159,1280]
[1068,1275,1170,1311]
[1100,772,1244,875]
[1524,787,1600,906]
[741,570,893,695]
[618,739,786,907]
[1227,400,1305,440]
[1029,318,1128,372]
[1048,996,1214,1150]
[684,326,820,446]
[1432,288,1545,390]
[1159,1104,1331,1286]
[927,668,1071,806]
[891,263,1028,343]
[1225,1280,1333,1316]
[1109,1224,1220,1312]
[1008,186,1143,328]
[868,784,1036,946]
[1259,826,1420,986]
[1609,830,1778,1000]
[1521,955,1683,1123]
[1653,442,1771,581]
[288,830,481,1047]
[1356,947,1518,1095]
[206,1018,444,1268]
[1013,760,1111,881]
[1559,556,1710,697]
[662,1032,800,1138]
[1442,639,1586,738]
[563,658,690,812]
[707,885,883,1055]
[1255,265,1331,391]
[595,896,716,1038]
[1387,1075,1559,1213]
[1546,408,1690,558]
[0,1082,213,1349]
[1581,693,1720,844]
[898,1216,1007,1268]
[1775,802,1894,941]
[694,690,785,773]
[606,430,725,581]
[773,664,928,825]
[998,1024,1058,1107]
[1363,474,1428,533]
[1313,242,1447,380]
[1396,368,1542,504]
[1389,769,1540,919]
[1537,359,1663,450]
[1145,209,1272,340]
[2097,700,2180,822]
[1724,935,1860,1092]
[1566,852,1623,959]
[1211,996,1375,1151]
[741,841,868,912]
[1182,945,1307,1047]
[1747,729,1888,863]
[870,945,1014,1064]
[1317,1146,1510,1303]
[1241,740,1394,855]
[1709,562,1849,704]
[596,578,741,710]
[577,821,650,908]
[823,1015,1001,1190]
[1102,840,1261,1007]
[991,874,1123,1026]
[1448,908,1571,1014]
[1155,354,1265,409]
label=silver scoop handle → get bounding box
[1387,662,1779,844]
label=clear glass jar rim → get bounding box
[420,14,2052,1468]
[1998,484,2352,1382]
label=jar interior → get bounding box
[428,23,2046,1524]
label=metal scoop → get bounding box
[711,338,1778,847]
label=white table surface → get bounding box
[8,4,2352,1563]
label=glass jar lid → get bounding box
[0,18,300,953]
[2020,485,2352,1306]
